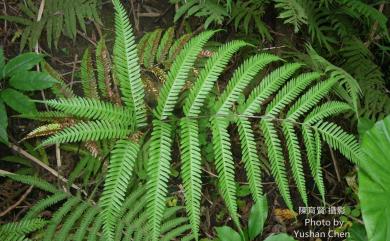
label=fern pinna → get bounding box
[21,0,361,240]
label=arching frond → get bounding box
[57,202,89,241]
[302,126,325,201]
[180,118,202,239]
[156,27,175,63]
[266,72,320,117]
[305,101,352,124]
[43,197,81,241]
[24,192,69,219]
[146,120,173,241]
[101,140,139,240]
[0,218,47,239]
[282,121,307,205]
[39,120,130,146]
[112,0,146,127]
[315,121,361,164]
[143,29,163,68]
[216,53,280,115]
[81,48,98,99]
[40,98,133,123]
[275,0,308,32]
[260,119,292,209]
[287,77,337,120]
[211,117,240,227]
[184,40,248,117]
[155,31,216,119]
[241,63,302,116]
[1,173,59,193]
[237,117,263,202]
[73,207,99,241]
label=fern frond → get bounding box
[260,119,292,209]
[302,126,325,201]
[112,0,146,127]
[216,53,280,115]
[81,48,99,99]
[57,202,89,241]
[168,33,192,64]
[39,120,130,146]
[287,77,337,120]
[306,45,361,112]
[0,218,46,236]
[96,38,113,99]
[155,31,216,119]
[304,101,352,124]
[241,63,302,116]
[237,117,263,202]
[180,118,202,239]
[156,27,175,63]
[41,98,133,123]
[100,140,139,241]
[211,117,240,227]
[42,62,74,98]
[43,197,81,241]
[143,29,163,68]
[1,173,58,193]
[24,192,68,219]
[18,111,71,121]
[146,120,173,241]
[275,0,308,32]
[314,121,361,164]
[25,123,63,140]
[184,40,248,117]
[73,207,99,241]
[266,72,321,117]
[305,2,337,50]
[87,214,103,241]
[340,0,388,35]
[282,121,307,205]
[161,224,192,241]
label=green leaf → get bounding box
[9,71,58,91]
[357,117,375,136]
[359,115,390,241]
[0,100,8,144]
[0,48,5,74]
[215,226,242,241]
[1,88,37,114]
[3,52,44,78]
[264,233,296,241]
[347,223,367,241]
[248,197,268,241]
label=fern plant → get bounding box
[0,173,193,241]
[275,0,388,50]
[172,0,272,41]
[22,0,361,240]
[0,0,102,50]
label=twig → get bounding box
[8,143,86,195]
[0,186,33,217]
[70,54,79,90]
[77,30,97,47]
[55,143,62,172]
[130,0,139,32]
[34,0,49,110]
[138,12,161,17]
[365,3,385,47]
[329,146,341,182]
